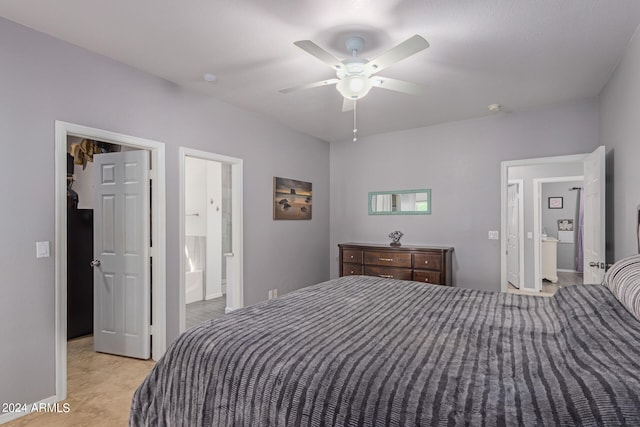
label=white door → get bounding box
[583,146,606,284]
[507,183,521,288]
[93,150,150,359]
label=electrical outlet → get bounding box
[488,231,499,240]
[36,241,50,258]
[273,289,278,298]
[268,290,274,299]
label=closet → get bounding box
[66,139,124,339]
[67,152,93,339]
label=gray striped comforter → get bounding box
[130,276,640,426]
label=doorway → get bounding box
[533,176,584,292]
[66,136,132,340]
[179,147,244,333]
[54,121,166,401]
[500,146,606,293]
[506,179,524,289]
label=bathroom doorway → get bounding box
[535,177,584,292]
[179,148,244,332]
[500,147,605,293]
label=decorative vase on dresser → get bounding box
[338,243,454,286]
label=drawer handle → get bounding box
[379,257,393,262]
[350,270,355,274]
[379,274,394,279]
[350,255,354,259]
[424,260,429,264]
[424,278,430,282]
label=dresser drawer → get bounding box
[342,249,363,264]
[364,251,412,268]
[339,243,454,286]
[413,270,443,285]
[342,263,363,276]
[413,253,442,271]
[364,266,413,281]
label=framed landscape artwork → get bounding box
[273,177,312,220]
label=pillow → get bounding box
[603,254,640,321]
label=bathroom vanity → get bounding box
[541,238,559,283]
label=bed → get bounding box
[130,257,640,426]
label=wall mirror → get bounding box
[368,189,431,215]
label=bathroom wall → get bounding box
[220,163,232,285]
[184,156,225,299]
[205,160,223,299]
[541,181,583,271]
[508,162,585,288]
[184,156,208,237]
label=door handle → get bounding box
[588,261,606,269]
[90,260,101,267]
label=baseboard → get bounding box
[225,307,235,314]
[557,269,580,273]
[0,395,58,425]
[205,292,223,300]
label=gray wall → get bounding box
[0,18,330,407]
[330,100,599,291]
[509,165,584,287]
[508,166,586,288]
[600,26,640,260]
[541,181,583,271]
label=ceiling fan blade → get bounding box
[366,35,429,74]
[279,78,339,94]
[372,77,426,95]
[294,40,343,70]
[342,98,355,112]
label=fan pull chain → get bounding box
[353,100,358,142]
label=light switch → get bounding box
[488,231,499,240]
[527,232,533,239]
[36,241,50,258]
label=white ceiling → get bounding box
[2,1,640,142]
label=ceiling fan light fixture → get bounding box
[284,34,430,138]
[336,75,372,100]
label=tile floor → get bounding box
[186,295,227,329]
[6,296,229,425]
[508,271,583,297]
[4,336,155,427]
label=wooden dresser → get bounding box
[339,243,454,286]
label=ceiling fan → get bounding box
[280,34,430,112]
